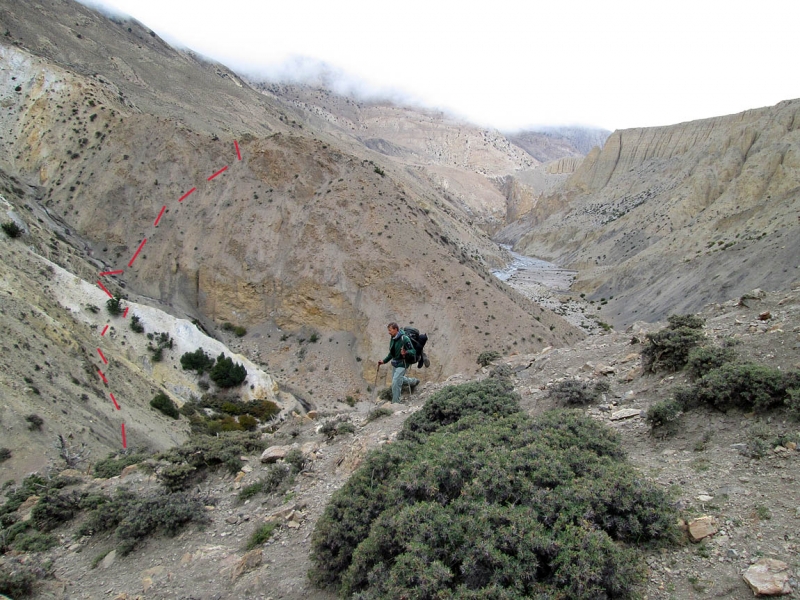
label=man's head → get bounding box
[387,322,399,336]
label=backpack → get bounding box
[402,327,429,368]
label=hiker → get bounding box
[377,322,419,403]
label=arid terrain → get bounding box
[1,1,799,599]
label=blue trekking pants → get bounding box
[391,365,418,403]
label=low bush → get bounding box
[686,345,737,379]
[320,417,356,439]
[548,379,610,406]
[93,452,149,479]
[25,414,44,431]
[246,522,277,550]
[642,314,706,373]
[646,399,683,431]
[788,387,800,420]
[365,407,393,423]
[180,348,215,374]
[31,489,82,531]
[10,530,58,552]
[0,448,10,463]
[0,555,52,597]
[476,350,501,367]
[221,321,246,336]
[310,388,678,599]
[129,315,144,334]
[106,295,123,316]
[693,363,797,411]
[1,221,23,238]
[150,392,179,419]
[399,378,520,443]
[209,353,247,388]
[156,431,268,490]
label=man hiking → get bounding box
[377,322,419,403]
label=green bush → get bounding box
[0,447,10,463]
[246,522,276,550]
[150,392,179,419]
[130,315,145,334]
[645,399,683,431]
[238,414,258,431]
[1,221,23,238]
[310,403,678,599]
[693,363,798,412]
[31,489,82,531]
[234,325,247,337]
[10,530,58,552]
[642,315,706,373]
[366,407,393,423]
[106,295,123,316]
[399,378,520,443]
[0,556,51,597]
[476,350,501,367]
[686,345,737,379]
[92,452,145,479]
[548,379,610,406]
[156,431,268,489]
[209,353,247,387]
[180,348,215,374]
[238,464,293,503]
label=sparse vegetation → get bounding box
[105,295,123,316]
[93,452,148,479]
[180,348,216,374]
[365,407,393,423]
[129,314,144,333]
[0,448,11,463]
[548,379,610,406]
[24,414,44,431]
[246,522,277,550]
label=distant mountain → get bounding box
[507,126,611,163]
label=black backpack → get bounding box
[402,327,428,368]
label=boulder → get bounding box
[260,445,292,463]
[742,558,792,596]
[688,516,717,542]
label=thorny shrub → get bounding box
[641,314,706,373]
[548,379,611,406]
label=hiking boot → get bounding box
[409,379,420,392]
[422,353,430,368]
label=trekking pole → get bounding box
[372,364,380,403]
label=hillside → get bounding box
[498,102,800,327]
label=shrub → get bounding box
[310,400,678,598]
[238,414,258,431]
[366,407,393,423]
[642,315,706,373]
[25,414,44,431]
[209,353,247,387]
[548,379,610,406]
[476,350,501,367]
[788,387,800,420]
[1,221,23,238]
[399,378,520,442]
[0,447,10,463]
[93,452,148,478]
[31,489,83,531]
[234,326,247,337]
[246,522,276,550]
[129,315,144,333]
[0,556,52,597]
[693,363,797,411]
[686,345,737,379]
[150,392,179,419]
[106,295,123,316]
[10,530,58,552]
[285,448,306,473]
[645,399,683,431]
[238,464,293,503]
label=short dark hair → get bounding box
[387,322,399,330]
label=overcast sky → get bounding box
[81,0,799,132]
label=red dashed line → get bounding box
[207,166,228,181]
[97,280,114,298]
[128,238,147,267]
[96,143,241,447]
[154,205,167,226]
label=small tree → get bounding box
[180,348,215,374]
[106,295,124,316]
[1,221,23,238]
[209,353,247,388]
[150,392,179,419]
[130,315,144,333]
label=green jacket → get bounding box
[383,330,416,367]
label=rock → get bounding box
[785,442,797,451]
[300,441,320,457]
[742,558,792,596]
[231,549,262,581]
[697,495,714,502]
[307,410,318,419]
[595,364,616,375]
[17,495,39,521]
[759,311,772,321]
[619,353,639,364]
[610,408,641,420]
[260,445,291,463]
[225,516,239,525]
[119,464,139,478]
[100,549,116,569]
[286,520,300,528]
[233,471,246,489]
[688,516,717,542]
